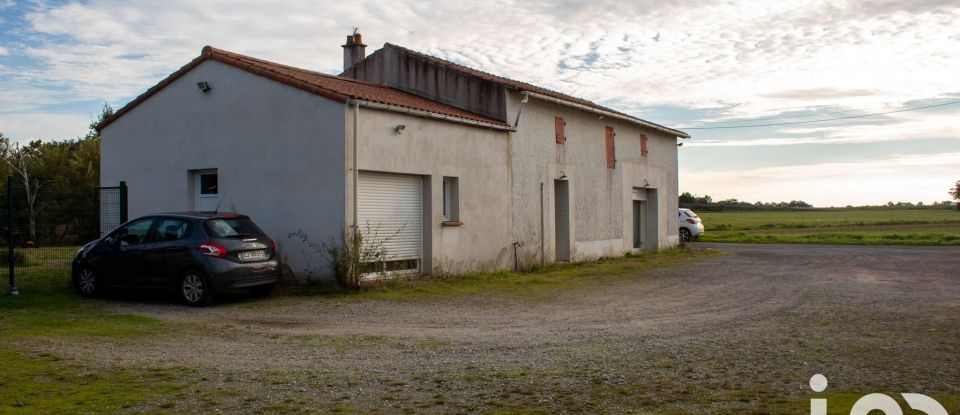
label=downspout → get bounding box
[351,100,360,228]
[540,182,545,268]
[512,91,529,129]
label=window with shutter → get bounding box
[640,134,648,157]
[605,126,616,169]
[555,116,565,144]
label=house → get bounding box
[99,33,688,280]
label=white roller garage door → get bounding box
[357,172,422,263]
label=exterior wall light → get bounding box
[559,171,568,179]
[197,82,211,93]
[395,124,406,134]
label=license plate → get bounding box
[239,250,268,261]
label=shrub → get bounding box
[288,225,398,290]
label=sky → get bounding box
[1,0,958,206]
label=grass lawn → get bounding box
[697,209,960,245]
[0,246,79,292]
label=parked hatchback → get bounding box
[679,208,705,242]
[72,212,280,306]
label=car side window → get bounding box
[113,218,155,247]
[154,218,191,242]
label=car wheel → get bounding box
[679,228,692,243]
[75,268,99,297]
[247,283,276,298]
[179,269,213,307]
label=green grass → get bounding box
[697,209,960,245]
[0,246,79,292]
[0,293,193,414]
[293,247,726,302]
[699,209,960,231]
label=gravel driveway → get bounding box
[30,244,960,413]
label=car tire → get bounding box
[247,283,276,298]
[75,268,100,297]
[179,269,213,307]
[679,228,692,243]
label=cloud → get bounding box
[0,112,93,141]
[688,105,960,147]
[7,0,960,121]
[0,46,7,56]
[680,152,960,206]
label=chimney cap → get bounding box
[342,31,367,47]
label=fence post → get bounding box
[7,175,16,295]
[119,181,128,223]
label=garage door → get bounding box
[357,172,422,268]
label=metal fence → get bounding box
[1,177,126,294]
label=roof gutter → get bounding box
[352,100,514,132]
[522,91,690,139]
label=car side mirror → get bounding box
[104,236,118,248]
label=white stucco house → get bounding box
[99,33,689,280]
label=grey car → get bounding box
[72,212,280,306]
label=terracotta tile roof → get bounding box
[98,46,509,131]
[382,43,689,138]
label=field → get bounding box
[696,209,960,245]
[0,246,77,292]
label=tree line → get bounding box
[0,105,112,245]
[680,191,959,211]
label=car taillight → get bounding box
[198,242,228,258]
[686,219,696,224]
[269,239,277,253]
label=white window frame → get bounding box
[442,176,459,221]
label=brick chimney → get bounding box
[342,31,367,71]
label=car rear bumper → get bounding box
[204,258,281,290]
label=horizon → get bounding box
[1,1,958,206]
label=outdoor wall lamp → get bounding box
[196,81,211,93]
[395,124,406,134]
[559,171,568,179]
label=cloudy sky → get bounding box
[1,0,958,206]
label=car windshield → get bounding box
[204,217,264,239]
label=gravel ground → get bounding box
[23,244,960,413]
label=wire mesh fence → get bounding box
[0,177,125,294]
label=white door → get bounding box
[357,172,422,270]
[196,171,220,211]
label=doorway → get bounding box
[633,200,646,249]
[554,179,570,262]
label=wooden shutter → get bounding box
[555,117,565,144]
[605,126,616,169]
[640,134,648,157]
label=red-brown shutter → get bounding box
[555,117,565,144]
[605,126,616,169]
[640,134,648,157]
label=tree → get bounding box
[951,180,960,209]
[0,138,44,242]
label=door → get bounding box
[357,172,423,271]
[633,201,646,249]
[554,180,570,262]
[196,171,220,211]
[142,217,194,287]
[102,217,156,286]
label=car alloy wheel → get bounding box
[679,228,692,243]
[180,272,209,306]
[77,269,97,296]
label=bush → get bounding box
[288,225,398,290]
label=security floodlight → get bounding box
[197,82,211,93]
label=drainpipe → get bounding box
[540,182,545,267]
[512,91,529,129]
[351,100,360,228]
